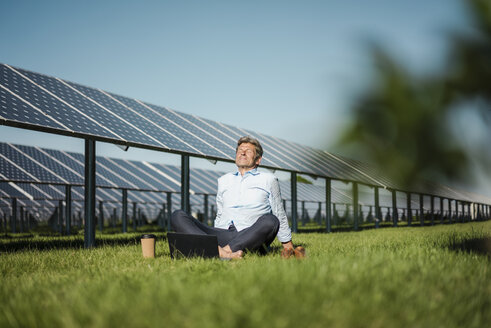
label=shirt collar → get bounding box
[234,167,260,176]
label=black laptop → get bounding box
[167,232,219,259]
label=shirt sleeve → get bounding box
[214,177,224,228]
[269,176,292,243]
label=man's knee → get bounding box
[170,210,187,229]
[256,214,280,234]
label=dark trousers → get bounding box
[170,210,280,253]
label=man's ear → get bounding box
[255,157,262,166]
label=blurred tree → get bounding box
[448,0,491,104]
[337,0,490,191]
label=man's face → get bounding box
[235,142,261,170]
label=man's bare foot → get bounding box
[281,248,294,258]
[218,245,243,259]
[293,246,306,258]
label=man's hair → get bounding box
[236,136,263,161]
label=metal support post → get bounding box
[457,202,461,222]
[181,155,190,213]
[20,206,24,233]
[430,195,435,225]
[448,199,452,224]
[122,189,128,233]
[407,192,412,226]
[84,139,96,248]
[204,194,209,224]
[161,203,166,228]
[326,178,332,233]
[11,197,17,233]
[440,197,444,224]
[419,194,424,226]
[58,200,64,234]
[65,185,72,235]
[301,201,306,226]
[291,172,298,233]
[132,202,137,230]
[392,189,397,227]
[167,192,172,231]
[99,201,104,232]
[26,210,30,232]
[353,182,359,230]
[462,202,465,221]
[374,187,380,228]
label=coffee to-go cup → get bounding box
[141,234,157,258]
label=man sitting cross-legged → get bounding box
[171,136,295,259]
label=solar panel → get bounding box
[99,157,159,191]
[0,143,65,183]
[102,94,201,154]
[0,182,32,199]
[66,82,187,151]
[141,101,234,159]
[14,144,84,185]
[0,65,69,132]
[0,155,35,182]
[122,160,180,191]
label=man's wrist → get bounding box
[282,240,294,249]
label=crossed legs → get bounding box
[170,210,280,258]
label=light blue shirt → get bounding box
[214,168,292,243]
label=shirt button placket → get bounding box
[239,176,244,198]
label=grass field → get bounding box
[1,221,490,328]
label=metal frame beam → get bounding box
[11,197,17,233]
[181,155,190,213]
[407,192,412,226]
[325,178,331,233]
[374,187,380,228]
[84,139,96,248]
[419,194,424,226]
[353,182,359,230]
[392,190,398,227]
[99,201,104,232]
[167,192,172,231]
[65,185,72,235]
[122,188,128,233]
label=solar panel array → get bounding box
[0,142,346,197]
[1,63,490,214]
[0,63,392,186]
[1,142,487,225]
[0,143,402,221]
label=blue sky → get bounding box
[2,0,488,196]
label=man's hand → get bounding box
[281,241,294,258]
[281,240,305,259]
[282,241,294,250]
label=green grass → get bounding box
[1,222,490,328]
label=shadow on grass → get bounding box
[295,220,487,234]
[0,234,167,253]
[450,237,491,258]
